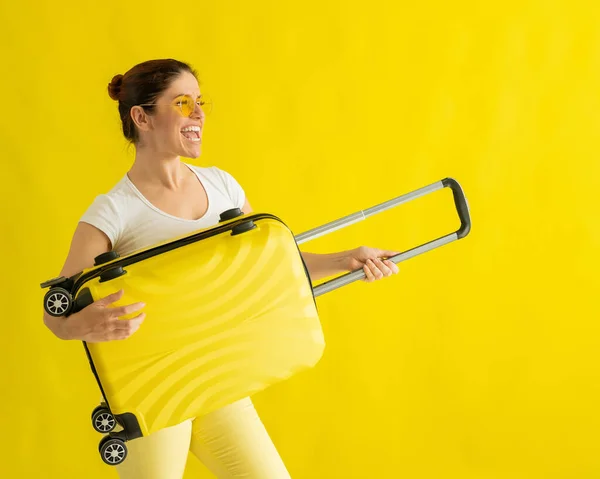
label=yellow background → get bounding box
[1,0,599,477]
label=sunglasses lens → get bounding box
[198,96,212,115]
[176,95,212,116]
[176,96,194,117]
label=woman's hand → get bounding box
[60,289,146,343]
[342,246,401,283]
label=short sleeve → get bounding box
[214,167,246,209]
[79,194,122,248]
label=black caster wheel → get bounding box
[99,266,127,283]
[94,251,120,266]
[43,287,72,317]
[231,220,256,236]
[99,436,127,466]
[219,208,244,222]
[92,406,116,433]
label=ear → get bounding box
[130,106,153,133]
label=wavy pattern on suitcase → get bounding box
[82,217,324,436]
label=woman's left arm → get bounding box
[241,199,400,284]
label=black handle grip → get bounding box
[442,178,471,239]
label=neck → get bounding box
[128,146,189,191]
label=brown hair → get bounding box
[107,59,199,143]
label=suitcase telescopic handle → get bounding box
[294,178,471,297]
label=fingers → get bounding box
[113,312,146,339]
[371,259,388,278]
[363,259,383,282]
[95,289,146,318]
[110,301,146,318]
[79,292,147,342]
[96,289,124,306]
[363,258,399,282]
[114,312,146,330]
[363,263,375,282]
[384,259,400,275]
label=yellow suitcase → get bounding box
[41,178,471,466]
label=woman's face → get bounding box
[136,71,206,159]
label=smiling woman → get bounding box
[42,58,399,478]
[107,60,208,155]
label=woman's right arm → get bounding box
[43,222,146,342]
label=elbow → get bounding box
[43,313,68,340]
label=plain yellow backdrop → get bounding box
[1,0,599,477]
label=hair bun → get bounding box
[108,74,124,101]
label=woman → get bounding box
[43,59,400,478]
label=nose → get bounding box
[191,102,205,125]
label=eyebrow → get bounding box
[171,93,202,100]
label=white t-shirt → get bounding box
[79,163,246,257]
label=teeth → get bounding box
[181,126,200,132]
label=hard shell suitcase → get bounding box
[41,177,471,466]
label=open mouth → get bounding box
[181,126,201,143]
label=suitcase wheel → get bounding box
[43,287,72,317]
[231,220,256,236]
[99,436,127,466]
[99,266,127,283]
[94,251,120,266]
[92,406,116,433]
[219,208,244,222]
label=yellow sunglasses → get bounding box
[138,94,212,117]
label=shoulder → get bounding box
[188,163,240,184]
[85,178,132,215]
[79,176,131,248]
[186,163,245,194]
